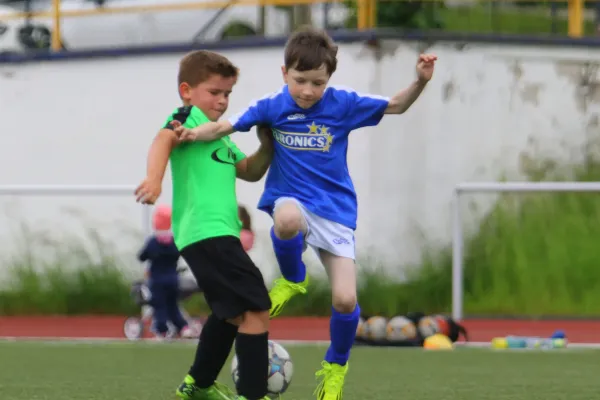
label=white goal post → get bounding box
[0,184,152,237]
[452,181,600,321]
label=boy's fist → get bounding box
[135,178,162,205]
[416,53,437,83]
[169,120,195,142]
[176,126,198,142]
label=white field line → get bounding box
[1,337,599,349]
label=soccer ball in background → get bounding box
[364,316,388,341]
[231,340,293,397]
[417,315,440,338]
[386,316,417,342]
[356,316,365,339]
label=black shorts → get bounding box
[180,235,271,320]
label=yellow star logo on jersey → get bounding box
[307,121,320,134]
[320,126,333,152]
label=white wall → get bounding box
[1,41,598,282]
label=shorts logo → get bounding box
[332,237,350,245]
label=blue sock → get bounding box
[325,304,361,366]
[270,227,306,283]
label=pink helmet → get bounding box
[152,204,172,231]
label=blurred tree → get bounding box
[345,0,445,30]
[220,21,258,39]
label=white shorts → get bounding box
[273,197,356,260]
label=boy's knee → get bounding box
[273,202,304,239]
[332,293,357,314]
[238,310,270,333]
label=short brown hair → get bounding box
[178,50,239,87]
[284,27,338,76]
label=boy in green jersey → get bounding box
[135,50,273,400]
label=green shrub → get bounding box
[0,226,137,315]
[280,159,600,318]
[0,263,137,315]
[455,161,600,317]
[2,159,600,317]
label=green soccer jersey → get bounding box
[164,106,246,250]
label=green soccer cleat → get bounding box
[314,361,348,400]
[176,375,236,400]
[268,275,309,318]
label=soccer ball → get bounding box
[386,316,417,342]
[231,340,293,397]
[356,316,365,339]
[364,316,388,341]
[417,315,440,338]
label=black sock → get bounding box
[235,332,269,400]
[189,314,238,388]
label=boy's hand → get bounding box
[416,53,437,83]
[257,125,273,148]
[135,178,162,204]
[176,126,198,142]
[168,120,195,142]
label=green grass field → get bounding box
[1,341,599,400]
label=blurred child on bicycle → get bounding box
[138,204,195,339]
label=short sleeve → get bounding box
[163,106,210,130]
[228,96,270,132]
[223,137,247,164]
[339,88,389,131]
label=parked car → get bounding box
[0,4,53,53]
[0,0,349,52]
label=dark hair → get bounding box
[178,50,239,88]
[284,26,338,76]
[238,205,252,231]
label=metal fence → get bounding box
[0,0,592,54]
[451,181,600,321]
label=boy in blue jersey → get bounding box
[175,27,437,400]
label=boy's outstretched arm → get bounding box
[385,53,437,115]
[177,120,235,142]
[236,126,274,182]
[177,96,269,143]
[135,127,178,204]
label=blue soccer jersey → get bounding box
[228,85,389,230]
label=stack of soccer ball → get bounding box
[354,313,467,347]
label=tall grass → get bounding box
[0,224,137,315]
[281,160,600,318]
[455,161,600,316]
[2,160,600,317]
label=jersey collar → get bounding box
[283,85,325,114]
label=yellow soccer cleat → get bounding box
[268,275,309,318]
[176,375,236,400]
[314,361,348,400]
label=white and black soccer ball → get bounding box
[386,316,417,342]
[231,340,293,398]
[364,316,388,341]
[418,315,440,339]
